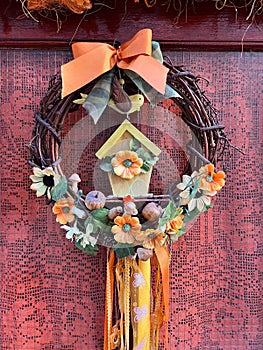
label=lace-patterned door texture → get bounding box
[0,5,262,349]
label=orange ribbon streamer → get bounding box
[104,249,115,350]
[61,28,169,98]
[154,246,170,347]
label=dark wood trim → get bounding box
[1,40,262,51]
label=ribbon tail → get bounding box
[104,248,115,350]
[151,262,162,350]
[125,40,180,105]
[124,257,131,349]
[154,246,170,348]
[125,70,181,106]
[151,41,164,64]
[82,70,114,124]
[119,54,168,96]
[115,259,125,350]
[130,259,151,350]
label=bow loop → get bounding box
[117,28,152,59]
[61,29,168,98]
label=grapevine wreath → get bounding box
[29,29,228,350]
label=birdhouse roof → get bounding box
[96,119,161,159]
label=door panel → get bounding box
[0,4,262,349]
[0,1,263,350]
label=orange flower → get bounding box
[123,195,134,203]
[166,213,184,233]
[136,229,167,250]
[111,214,141,244]
[52,198,75,224]
[111,150,143,179]
[199,164,226,192]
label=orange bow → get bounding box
[61,29,169,98]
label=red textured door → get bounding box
[0,2,262,349]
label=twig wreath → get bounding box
[29,29,228,349]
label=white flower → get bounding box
[76,223,97,248]
[132,272,146,289]
[61,221,82,241]
[134,337,147,350]
[176,172,198,205]
[62,222,97,248]
[134,305,148,323]
[188,190,217,212]
[30,167,60,200]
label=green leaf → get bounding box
[51,176,68,201]
[159,219,166,230]
[139,149,157,163]
[183,203,212,225]
[189,178,201,199]
[130,138,141,152]
[141,157,158,173]
[136,146,158,162]
[183,208,200,223]
[205,204,213,210]
[151,157,159,165]
[91,208,110,224]
[100,156,113,172]
[86,211,113,236]
[167,201,179,219]
[84,215,93,228]
[75,240,98,256]
[159,201,182,228]
[141,162,151,173]
[169,227,186,242]
[113,243,135,258]
[93,219,112,235]
[135,147,146,158]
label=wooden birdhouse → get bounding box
[96,120,161,196]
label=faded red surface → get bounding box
[0,2,263,349]
[0,48,262,349]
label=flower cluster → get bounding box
[30,167,97,252]
[110,210,167,251]
[99,138,159,180]
[30,163,225,258]
[111,150,143,180]
[177,163,226,212]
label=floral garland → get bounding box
[30,160,226,258]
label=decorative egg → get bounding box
[142,202,163,221]
[85,191,106,211]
